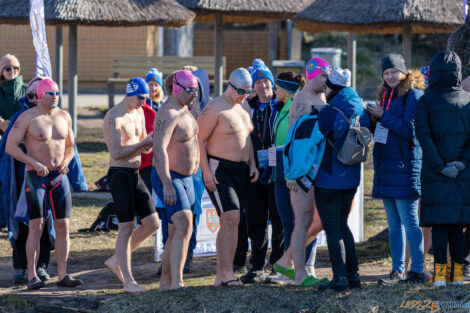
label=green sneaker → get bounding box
[273,263,295,281]
[300,275,329,287]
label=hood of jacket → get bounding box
[429,51,462,90]
[329,86,363,117]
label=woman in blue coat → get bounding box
[366,54,426,285]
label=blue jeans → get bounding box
[274,182,316,265]
[383,194,424,273]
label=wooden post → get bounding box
[402,25,412,67]
[55,26,63,107]
[214,15,223,97]
[347,33,357,89]
[68,24,78,135]
[268,21,279,67]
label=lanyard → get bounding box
[381,87,395,112]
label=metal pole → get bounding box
[402,25,412,67]
[347,33,357,90]
[55,26,63,107]
[68,24,78,135]
[214,15,223,97]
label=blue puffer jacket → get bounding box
[372,72,425,199]
[315,86,371,190]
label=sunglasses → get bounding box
[174,78,199,95]
[27,93,37,100]
[228,82,252,95]
[44,91,60,96]
[4,66,19,72]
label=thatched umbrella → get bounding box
[448,15,470,77]
[177,0,313,95]
[0,0,195,134]
[293,0,465,87]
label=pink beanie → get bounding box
[173,70,198,95]
[37,78,59,100]
[306,57,331,80]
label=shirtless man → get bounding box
[6,78,82,289]
[152,70,200,290]
[197,68,259,287]
[103,77,159,293]
[275,58,332,285]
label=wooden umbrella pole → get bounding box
[347,33,357,90]
[402,25,412,67]
[214,15,223,97]
[55,26,63,107]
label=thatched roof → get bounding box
[294,0,465,34]
[177,0,313,23]
[0,0,195,27]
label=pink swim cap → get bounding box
[37,78,59,100]
[306,57,332,80]
[173,70,198,95]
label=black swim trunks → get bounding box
[25,170,72,220]
[207,155,249,216]
[107,167,156,223]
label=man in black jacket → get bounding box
[241,60,284,283]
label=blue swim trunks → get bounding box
[151,167,195,224]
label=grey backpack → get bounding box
[326,106,372,165]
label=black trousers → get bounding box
[432,224,465,264]
[245,181,284,270]
[13,222,51,270]
[315,187,358,278]
[233,208,249,267]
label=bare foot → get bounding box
[105,256,124,283]
[124,281,148,293]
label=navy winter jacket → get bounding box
[372,72,424,199]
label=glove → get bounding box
[440,165,459,179]
[447,161,466,172]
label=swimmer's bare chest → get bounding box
[120,111,144,143]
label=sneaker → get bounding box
[463,264,470,279]
[347,273,361,289]
[398,271,425,284]
[377,270,405,285]
[306,266,316,277]
[240,268,266,284]
[12,268,26,283]
[267,271,291,285]
[183,252,194,274]
[318,276,348,292]
[27,276,46,290]
[233,265,248,275]
[36,267,51,281]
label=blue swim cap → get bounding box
[145,68,163,87]
[126,77,149,97]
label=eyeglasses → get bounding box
[27,93,37,100]
[44,91,60,96]
[228,82,252,95]
[4,66,19,72]
[174,78,199,95]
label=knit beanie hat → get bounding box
[145,68,163,87]
[0,54,20,73]
[250,59,274,88]
[326,68,351,88]
[26,76,43,94]
[381,54,407,74]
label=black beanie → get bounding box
[381,54,407,74]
